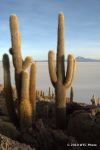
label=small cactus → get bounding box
[48,12,76,129]
[51,91,55,99]
[42,92,45,98]
[91,94,96,106]
[40,90,43,97]
[48,87,51,100]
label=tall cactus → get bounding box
[2,14,37,131]
[48,12,76,129]
[2,54,18,126]
[9,14,33,110]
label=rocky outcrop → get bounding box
[0,134,35,150]
[67,109,100,145]
[21,119,82,150]
[0,119,20,139]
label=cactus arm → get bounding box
[56,12,65,83]
[64,55,76,89]
[48,51,57,86]
[22,56,33,70]
[29,63,36,121]
[2,54,18,127]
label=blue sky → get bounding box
[0,0,100,60]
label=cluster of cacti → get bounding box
[48,87,54,100]
[40,90,44,97]
[2,14,36,131]
[48,12,76,129]
[2,12,76,131]
[36,90,44,99]
[36,87,55,101]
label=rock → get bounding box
[22,119,81,150]
[67,110,100,145]
[0,120,20,139]
[0,134,35,150]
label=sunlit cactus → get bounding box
[2,14,37,131]
[23,56,33,70]
[20,71,32,131]
[2,54,18,126]
[29,63,36,121]
[10,14,33,110]
[48,12,76,129]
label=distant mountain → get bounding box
[76,56,100,62]
[35,56,100,62]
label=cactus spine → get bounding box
[3,54,18,126]
[48,12,76,129]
